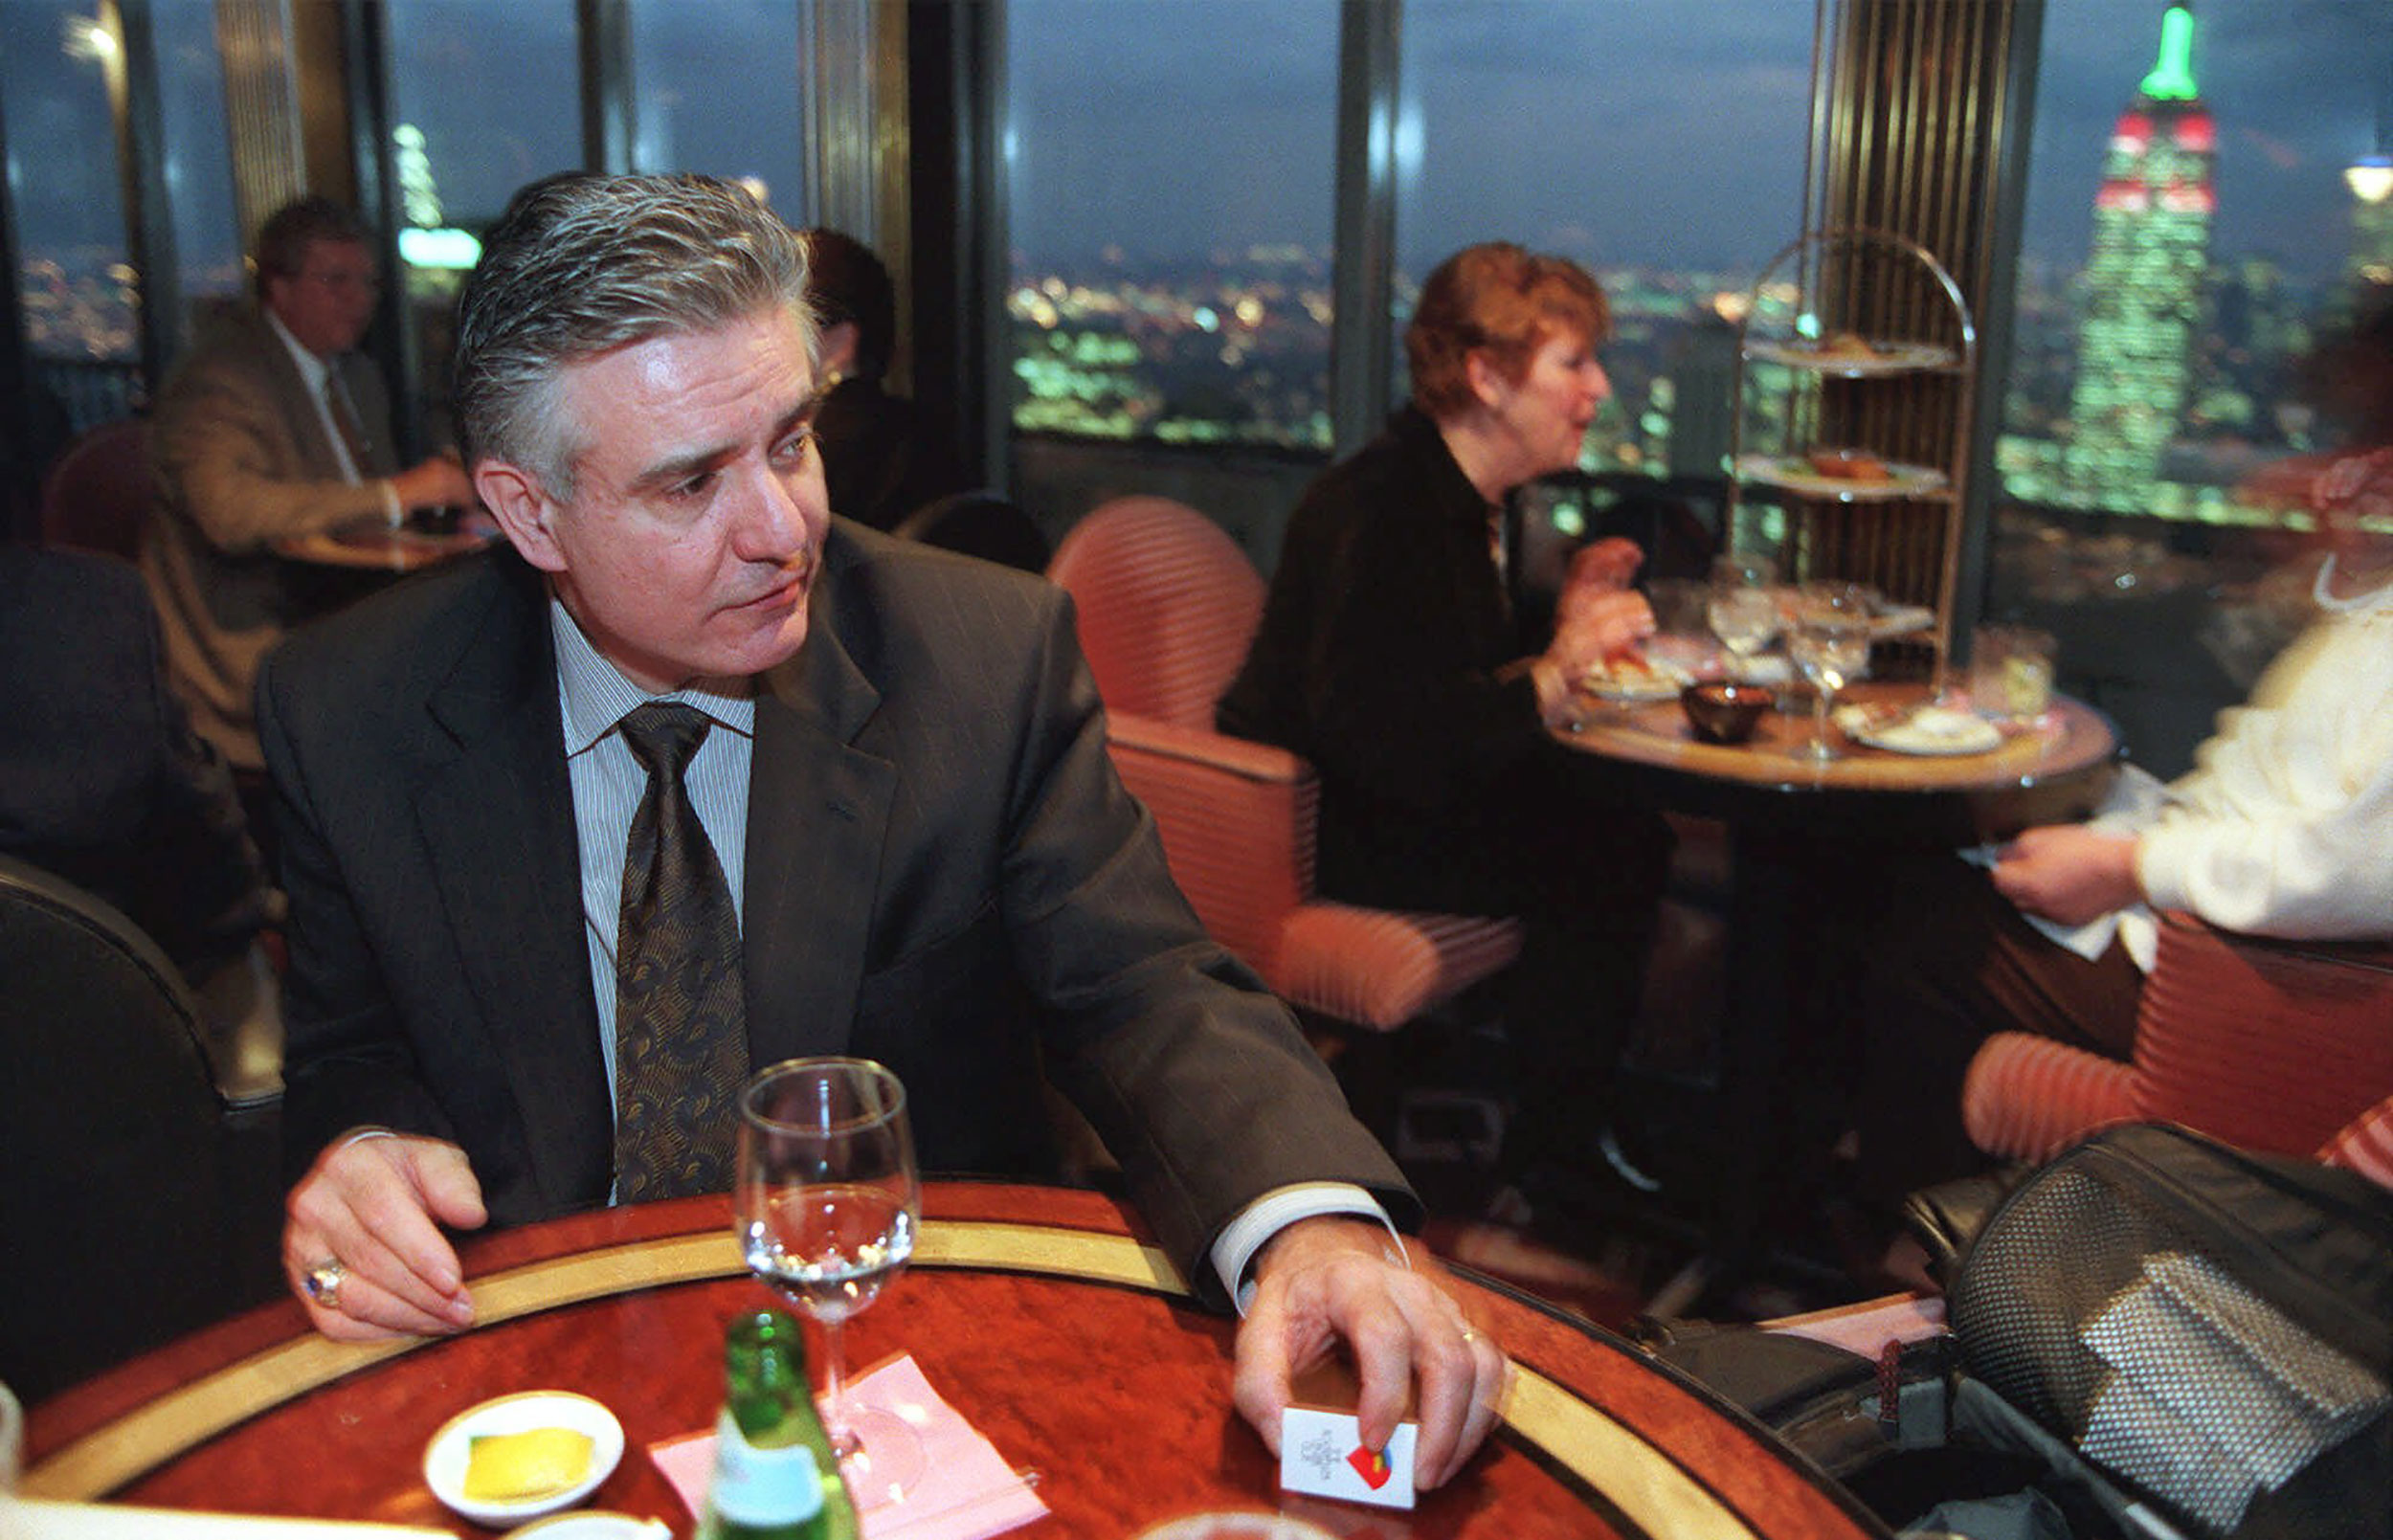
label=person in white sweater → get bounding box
[1850,453,2393,1206]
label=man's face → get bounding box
[1487,327,1611,481]
[481,306,832,694]
[263,237,379,357]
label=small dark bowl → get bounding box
[1680,681,1774,746]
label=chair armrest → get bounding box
[2154,908,2393,971]
[1278,902,1522,1032]
[1961,1030,2136,1163]
[2133,910,2393,1156]
[1103,715,1523,1031]
[2321,1093,2393,1189]
[1104,714,1315,973]
[1106,713,1308,783]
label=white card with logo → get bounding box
[1278,1406,1418,1510]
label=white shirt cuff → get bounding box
[1209,1182,1405,1315]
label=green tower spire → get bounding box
[2139,5,2199,101]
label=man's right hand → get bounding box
[391,451,476,513]
[284,1131,487,1341]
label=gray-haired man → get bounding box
[265,173,1502,1481]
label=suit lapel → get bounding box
[415,561,613,1207]
[743,557,897,1066]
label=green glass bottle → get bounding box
[698,1309,861,1540]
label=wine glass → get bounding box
[1706,553,1782,675]
[736,1057,924,1507]
[1785,584,1874,761]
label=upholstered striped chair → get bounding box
[1048,496,1524,1033]
[1960,910,2393,1170]
[2320,1096,2393,1189]
[1046,495,1266,729]
[39,416,153,560]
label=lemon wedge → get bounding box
[460,1426,594,1501]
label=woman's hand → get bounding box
[1549,589,1655,678]
[1561,536,1644,596]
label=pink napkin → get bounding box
[650,1353,1048,1540]
[1766,1294,1947,1358]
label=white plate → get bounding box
[422,1391,625,1527]
[504,1514,671,1539]
[1736,454,1950,501]
[1841,705,2002,756]
[1725,655,1794,686]
[1578,662,1690,703]
[1868,603,1936,639]
[1743,338,1958,375]
[1129,1515,1340,1540]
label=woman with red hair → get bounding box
[1220,242,1675,1230]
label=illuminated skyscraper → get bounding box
[2349,154,2393,285]
[2060,3,2215,510]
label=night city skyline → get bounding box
[7,2,2386,286]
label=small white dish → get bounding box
[1841,704,2003,756]
[422,1390,625,1527]
[505,1512,672,1539]
[1580,655,1692,703]
[1727,655,1794,687]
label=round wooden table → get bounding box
[23,1183,1888,1539]
[274,519,494,574]
[1557,682,2120,842]
[1552,684,2122,1304]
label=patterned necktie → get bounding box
[323,369,374,476]
[613,703,749,1200]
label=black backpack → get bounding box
[1640,1125,2393,1540]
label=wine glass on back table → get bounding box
[1706,553,1781,674]
[1786,585,1873,761]
[737,1057,923,1505]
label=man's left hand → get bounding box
[1232,1216,1509,1490]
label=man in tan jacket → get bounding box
[143,195,471,772]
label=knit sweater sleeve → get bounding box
[2136,589,2393,938]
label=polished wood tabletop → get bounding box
[1556,682,2120,841]
[24,1182,1888,1540]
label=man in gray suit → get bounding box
[265,174,1503,1483]
[144,195,473,771]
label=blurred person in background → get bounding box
[1219,241,1675,1235]
[144,195,474,778]
[2,539,282,1047]
[801,227,970,532]
[1852,446,2393,1221]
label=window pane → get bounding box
[1394,0,1815,482]
[3,0,137,365]
[385,0,581,230]
[1990,0,2387,775]
[1005,0,1340,451]
[627,0,805,215]
[152,0,242,328]
[383,0,580,444]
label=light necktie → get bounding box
[612,703,749,1200]
[323,368,374,478]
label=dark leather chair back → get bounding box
[0,853,282,1400]
[892,490,1053,573]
